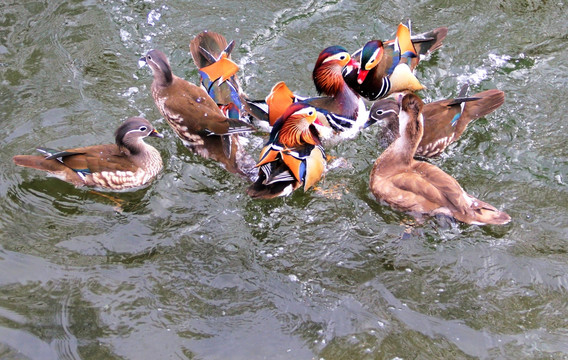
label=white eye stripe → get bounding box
[125,127,150,136]
[296,107,316,117]
[322,52,349,64]
[369,48,382,63]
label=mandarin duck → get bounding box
[140,49,257,179]
[247,103,326,198]
[370,84,505,157]
[13,117,163,190]
[369,93,510,225]
[343,22,447,101]
[139,49,253,139]
[189,30,245,119]
[246,46,370,146]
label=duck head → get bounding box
[139,49,173,86]
[312,46,357,96]
[273,103,323,148]
[357,40,384,84]
[398,93,424,140]
[115,117,163,154]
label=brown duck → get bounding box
[370,93,510,225]
[13,117,163,190]
[369,85,505,157]
[140,49,257,180]
[139,49,253,140]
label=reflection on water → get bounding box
[1,0,568,358]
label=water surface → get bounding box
[1,0,568,359]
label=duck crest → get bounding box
[279,112,319,147]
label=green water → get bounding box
[1,0,567,359]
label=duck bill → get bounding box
[149,129,164,138]
[342,57,359,77]
[363,117,377,129]
[138,56,147,68]
[357,69,369,84]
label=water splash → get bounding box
[147,9,161,26]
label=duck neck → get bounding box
[120,138,161,170]
[334,82,360,118]
[119,136,147,156]
[153,67,173,87]
[388,111,423,165]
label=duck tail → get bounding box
[463,89,505,120]
[13,155,61,172]
[411,27,448,56]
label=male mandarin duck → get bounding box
[189,30,245,119]
[246,46,370,145]
[369,84,505,157]
[369,93,510,225]
[13,117,163,190]
[243,81,299,133]
[308,45,370,141]
[139,49,254,140]
[247,103,326,199]
[383,22,448,71]
[343,22,447,101]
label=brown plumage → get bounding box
[13,117,163,190]
[139,49,253,139]
[189,31,233,69]
[370,85,505,157]
[370,93,510,225]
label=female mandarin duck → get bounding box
[246,46,370,145]
[343,22,447,101]
[369,93,510,225]
[369,84,505,157]
[13,117,163,190]
[247,103,326,199]
[139,49,257,180]
[189,30,245,120]
[139,49,253,139]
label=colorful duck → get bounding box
[247,103,326,198]
[189,30,245,120]
[369,85,505,157]
[246,46,370,146]
[343,22,447,100]
[369,93,510,225]
[13,117,163,190]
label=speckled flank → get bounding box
[90,145,162,190]
[417,134,455,157]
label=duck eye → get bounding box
[375,110,384,115]
[139,126,147,132]
[340,55,346,60]
[147,55,152,61]
[308,110,314,116]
